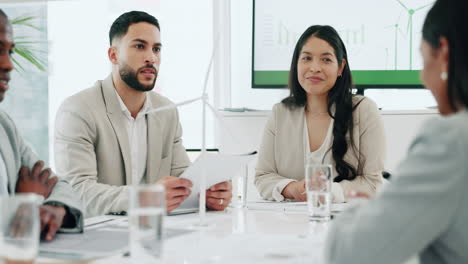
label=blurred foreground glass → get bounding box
[232,165,248,208]
[129,184,165,264]
[305,164,332,222]
[0,194,43,264]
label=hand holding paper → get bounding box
[206,181,232,211]
[156,176,192,212]
[178,152,256,210]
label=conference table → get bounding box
[38,203,332,264]
[38,202,419,264]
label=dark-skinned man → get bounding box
[0,9,82,240]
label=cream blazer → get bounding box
[54,75,190,217]
[255,96,385,202]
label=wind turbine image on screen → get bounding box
[396,0,434,70]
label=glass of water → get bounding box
[0,193,43,264]
[232,165,248,208]
[129,184,165,264]
[305,164,332,222]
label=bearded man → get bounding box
[54,11,231,217]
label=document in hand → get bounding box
[177,152,256,210]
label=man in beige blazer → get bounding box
[54,11,232,217]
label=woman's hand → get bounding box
[282,180,307,201]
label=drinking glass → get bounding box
[232,165,248,208]
[305,164,332,222]
[0,194,43,264]
[128,184,165,264]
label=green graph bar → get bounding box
[253,70,422,86]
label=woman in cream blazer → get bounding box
[255,25,385,203]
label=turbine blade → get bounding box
[396,0,409,11]
[414,2,434,12]
[406,15,411,34]
[397,11,403,23]
[205,104,279,171]
[398,27,405,35]
[145,96,203,114]
[202,32,221,95]
[204,101,247,153]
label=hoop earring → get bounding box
[440,72,448,81]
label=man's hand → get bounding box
[40,205,66,241]
[282,180,307,201]
[8,204,66,241]
[157,176,192,212]
[206,181,232,211]
[16,160,58,199]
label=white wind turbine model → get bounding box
[145,34,243,226]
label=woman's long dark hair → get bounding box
[422,0,468,111]
[282,25,362,183]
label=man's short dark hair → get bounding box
[0,9,8,19]
[109,11,160,45]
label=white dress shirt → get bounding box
[0,153,7,195]
[302,118,344,202]
[115,90,151,185]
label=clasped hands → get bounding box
[15,160,69,241]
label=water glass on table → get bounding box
[232,165,248,208]
[129,184,165,264]
[305,164,332,222]
[0,194,43,264]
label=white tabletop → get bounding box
[39,207,330,264]
[38,204,421,264]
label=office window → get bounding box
[0,3,49,162]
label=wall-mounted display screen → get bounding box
[252,0,434,88]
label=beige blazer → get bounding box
[255,96,385,202]
[54,75,190,217]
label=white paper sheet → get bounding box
[179,152,256,209]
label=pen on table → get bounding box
[85,218,115,228]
